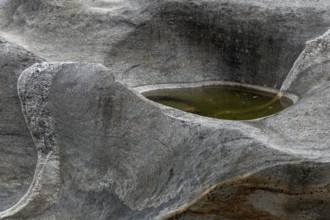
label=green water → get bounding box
[143,85,293,120]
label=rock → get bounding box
[1,0,330,88]
[7,62,277,219]
[0,41,42,213]
[1,1,330,220]
[167,162,330,220]
[6,57,330,219]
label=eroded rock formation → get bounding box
[0,1,330,219]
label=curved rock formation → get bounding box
[0,40,42,213]
[0,0,330,219]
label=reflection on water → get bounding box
[143,85,293,120]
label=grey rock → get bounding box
[0,41,42,213]
[0,0,330,88]
[0,0,330,220]
[7,55,330,219]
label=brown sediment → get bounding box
[144,85,293,120]
[164,174,330,220]
[182,106,200,114]
[214,92,286,118]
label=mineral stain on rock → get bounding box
[165,163,330,220]
[143,85,293,120]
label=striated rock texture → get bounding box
[0,40,41,213]
[0,0,330,220]
[1,0,330,87]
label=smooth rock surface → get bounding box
[0,40,41,213]
[6,52,330,219]
[0,0,330,220]
[0,0,330,87]
[12,62,300,220]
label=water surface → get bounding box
[143,85,292,120]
